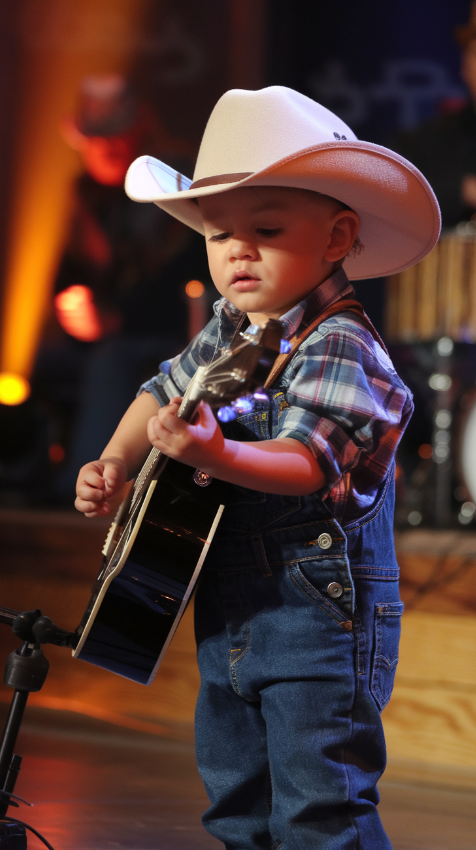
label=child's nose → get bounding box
[230,236,258,260]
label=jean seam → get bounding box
[339,619,363,850]
[229,622,251,696]
[342,707,362,850]
[371,602,403,710]
[354,607,366,677]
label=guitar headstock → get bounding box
[183,319,284,416]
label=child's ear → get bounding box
[324,211,361,263]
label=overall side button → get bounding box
[317,532,332,550]
[327,582,343,599]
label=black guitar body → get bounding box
[75,459,228,684]
[72,319,283,684]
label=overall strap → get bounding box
[264,298,388,389]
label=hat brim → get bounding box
[125,141,441,280]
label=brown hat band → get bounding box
[190,172,253,189]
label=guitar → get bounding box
[72,320,283,684]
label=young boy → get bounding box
[75,87,440,849]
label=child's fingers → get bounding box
[101,460,127,494]
[196,400,216,429]
[81,468,107,491]
[75,458,127,517]
[75,498,111,518]
[148,401,185,440]
[76,481,107,505]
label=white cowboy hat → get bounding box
[125,86,441,280]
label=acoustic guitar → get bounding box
[72,319,283,684]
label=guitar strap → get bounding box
[263,298,388,389]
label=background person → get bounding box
[39,74,210,499]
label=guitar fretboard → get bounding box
[130,447,161,510]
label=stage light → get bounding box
[435,409,452,429]
[0,0,150,380]
[185,280,205,299]
[49,443,65,463]
[0,373,31,406]
[418,443,433,459]
[429,373,452,391]
[54,285,103,342]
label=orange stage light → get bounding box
[0,373,31,406]
[54,285,103,342]
[418,443,433,460]
[0,0,149,380]
[185,279,205,299]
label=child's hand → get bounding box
[75,457,128,518]
[147,397,224,471]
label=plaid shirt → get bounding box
[141,268,413,523]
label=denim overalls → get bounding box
[194,392,402,850]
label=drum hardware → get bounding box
[454,386,476,521]
[385,228,476,344]
[386,225,476,527]
[431,337,454,528]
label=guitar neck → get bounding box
[105,367,207,553]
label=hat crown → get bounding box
[193,86,357,181]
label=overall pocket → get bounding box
[370,601,404,711]
[290,559,354,624]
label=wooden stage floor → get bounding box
[1,703,475,850]
[1,508,476,848]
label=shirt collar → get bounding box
[279,268,354,338]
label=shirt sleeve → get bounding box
[275,317,413,496]
[137,298,234,404]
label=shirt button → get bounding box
[317,532,332,550]
[327,582,343,598]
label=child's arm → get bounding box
[148,398,326,496]
[75,391,161,518]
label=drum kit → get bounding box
[386,223,476,528]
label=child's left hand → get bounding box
[147,396,224,471]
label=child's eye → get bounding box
[209,232,230,242]
[257,228,282,237]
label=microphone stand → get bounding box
[0,606,76,849]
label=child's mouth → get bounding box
[230,272,260,292]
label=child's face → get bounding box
[199,186,358,324]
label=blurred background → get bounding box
[2,1,476,832]
[0,0,474,528]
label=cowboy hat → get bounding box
[125,86,441,280]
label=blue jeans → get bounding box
[194,479,402,849]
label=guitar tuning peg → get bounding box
[280,339,292,354]
[217,405,237,422]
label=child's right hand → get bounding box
[75,457,128,518]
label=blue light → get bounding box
[280,339,292,354]
[234,397,254,414]
[217,406,237,422]
[253,391,268,402]
[247,324,260,335]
